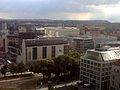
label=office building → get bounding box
[110,59,120,90]
[73,36,94,53]
[19,37,69,64]
[80,47,120,90]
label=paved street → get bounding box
[37,81,90,90]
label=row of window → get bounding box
[81,59,113,67]
[113,68,120,73]
[32,46,56,60]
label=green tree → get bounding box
[54,54,81,78]
[53,55,72,76]
[38,60,49,80]
[1,65,7,76]
[48,83,54,90]
[29,62,40,73]
[66,51,82,59]
[10,63,18,74]
[17,62,26,74]
[46,59,54,79]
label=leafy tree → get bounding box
[1,65,7,76]
[10,63,18,74]
[66,51,82,59]
[38,60,49,80]
[29,62,40,73]
[17,62,26,74]
[46,59,54,79]
[48,83,54,90]
[53,55,72,76]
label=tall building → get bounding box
[110,60,120,90]
[73,36,94,53]
[80,47,120,90]
[18,37,69,64]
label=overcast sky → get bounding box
[0,0,120,22]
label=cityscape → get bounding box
[0,0,120,90]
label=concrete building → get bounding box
[96,41,120,49]
[93,34,117,47]
[110,60,120,90]
[45,27,80,37]
[73,36,94,53]
[80,47,120,90]
[19,37,69,64]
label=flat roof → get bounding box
[86,48,120,61]
[24,38,68,46]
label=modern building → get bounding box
[80,47,120,90]
[45,27,80,37]
[73,36,94,53]
[110,59,120,90]
[93,34,117,47]
[18,37,69,64]
[96,41,120,49]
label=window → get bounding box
[102,64,105,67]
[42,47,47,59]
[98,63,101,67]
[112,81,114,86]
[112,75,115,80]
[28,51,31,60]
[91,62,93,65]
[51,46,55,57]
[87,61,90,64]
[117,70,119,73]
[32,47,37,60]
[94,62,97,66]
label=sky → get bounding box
[0,0,120,22]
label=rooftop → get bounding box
[24,37,68,46]
[85,47,120,61]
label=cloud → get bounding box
[0,0,120,22]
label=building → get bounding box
[96,41,120,49]
[93,34,117,47]
[80,47,120,90]
[45,27,80,37]
[110,59,120,90]
[18,37,69,64]
[73,36,94,53]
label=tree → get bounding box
[66,51,82,59]
[46,59,54,79]
[17,62,26,74]
[48,83,54,90]
[10,63,18,74]
[53,53,81,79]
[28,62,40,73]
[38,60,49,80]
[1,65,7,76]
[53,55,72,76]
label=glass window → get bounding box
[51,46,55,57]
[112,81,114,86]
[117,70,119,73]
[32,47,37,59]
[42,47,47,59]
[112,75,115,80]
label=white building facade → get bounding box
[19,37,69,64]
[80,47,120,90]
[110,60,120,90]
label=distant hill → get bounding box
[1,19,120,31]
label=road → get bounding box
[0,73,43,89]
[37,80,90,90]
